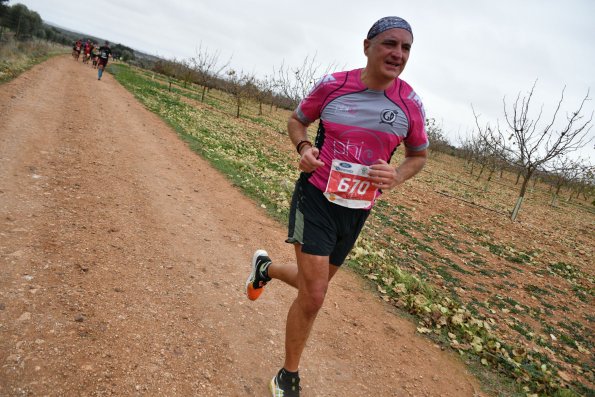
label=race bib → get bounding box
[324,160,378,209]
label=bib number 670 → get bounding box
[337,177,371,195]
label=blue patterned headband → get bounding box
[367,16,413,40]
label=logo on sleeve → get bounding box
[312,74,337,90]
[318,74,336,85]
[408,91,426,119]
[380,109,398,126]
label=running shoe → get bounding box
[269,370,301,397]
[245,249,272,301]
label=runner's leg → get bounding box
[283,246,330,372]
[268,256,339,288]
[267,261,298,288]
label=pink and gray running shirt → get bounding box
[295,68,429,204]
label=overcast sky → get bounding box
[13,0,595,161]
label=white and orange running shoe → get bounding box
[245,249,272,301]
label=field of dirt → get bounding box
[0,56,490,396]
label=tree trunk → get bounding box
[511,171,532,221]
[201,86,207,102]
[236,97,241,118]
[259,101,263,116]
[529,176,538,194]
[515,170,522,185]
[550,184,562,206]
[511,196,524,221]
[487,165,495,182]
[16,14,22,38]
[476,163,486,180]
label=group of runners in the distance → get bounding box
[71,38,112,80]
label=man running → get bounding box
[82,40,92,64]
[91,44,99,68]
[97,41,112,80]
[245,16,429,396]
[72,39,82,61]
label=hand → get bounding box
[299,146,325,173]
[369,159,403,190]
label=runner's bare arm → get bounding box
[369,149,427,190]
[288,112,325,173]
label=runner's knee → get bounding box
[298,286,327,316]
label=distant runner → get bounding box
[97,41,112,80]
[91,44,99,68]
[72,39,82,61]
[245,16,428,396]
[83,40,92,64]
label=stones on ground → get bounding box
[18,312,31,321]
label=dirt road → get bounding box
[0,56,482,396]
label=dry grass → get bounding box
[0,35,68,82]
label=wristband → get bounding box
[296,140,313,155]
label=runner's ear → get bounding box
[363,39,371,56]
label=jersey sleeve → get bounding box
[404,91,429,152]
[295,73,340,125]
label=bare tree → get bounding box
[189,43,230,102]
[178,58,196,88]
[460,127,503,181]
[544,156,588,206]
[468,120,511,186]
[274,54,337,109]
[225,69,255,118]
[473,82,593,221]
[252,75,274,116]
[425,118,452,157]
[569,164,594,201]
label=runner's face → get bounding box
[364,28,412,82]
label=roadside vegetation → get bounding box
[108,63,593,397]
[0,2,70,83]
[0,36,68,83]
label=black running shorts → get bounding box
[286,173,370,266]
